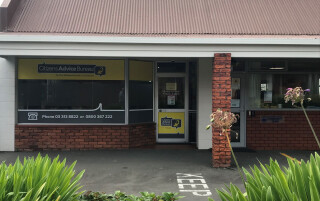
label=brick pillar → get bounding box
[212,53,232,168]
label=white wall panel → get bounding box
[0,57,15,151]
[197,58,213,149]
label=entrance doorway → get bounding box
[155,62,188,143]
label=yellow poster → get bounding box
[18,59,125,80]
[158,112,185,134]
[129,60,153,81]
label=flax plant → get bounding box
[0,154,84,201]
[206,108,245,187]
[210,153,320,201]
[284,87,320,149]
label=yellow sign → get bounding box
[158,112,184,134]
[18,59,125,80]
[166,83,177,91]
[129,60,153,81]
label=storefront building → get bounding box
[0,0,319,166]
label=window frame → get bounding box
[231,58,320,111]
[17,57,129,125]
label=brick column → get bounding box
[212,53,232,167]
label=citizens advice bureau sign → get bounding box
[38,64,106,76]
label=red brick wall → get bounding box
[247,111,320,150]
[15,123,156,151]
[129,123,156,147]
[212,53,232,167]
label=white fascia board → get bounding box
[0,35,319,58]
[0,34,319,45]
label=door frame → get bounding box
[155,62,189,143]
[230,74,246,147]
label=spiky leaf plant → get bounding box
[0,154,84,201]
[209,152,320,201]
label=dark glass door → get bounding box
[157,76,186,141]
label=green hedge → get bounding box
[79,191,184,201]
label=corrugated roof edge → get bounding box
[1,32,320,39]
[5,31,320,36]
[0,0,20,31]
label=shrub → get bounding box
[79,191,184,201]
[209,152,320,201]
[0,154,84,201]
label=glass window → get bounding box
[288,59,320,72]
[157,62,186,73]
[231,78,241,108]
[18,80,125,110]
[247,74,320,109]
[129,60,154,123]
[231,59,245,72]
[231,112,240,142]
[188,61,197,143]
[18,59,125,124]
[158,77,185,109]
[188,112,197,142]
[189,61,197,110]
[248,60,286,71]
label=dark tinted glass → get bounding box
[188,112,197,143]
[129,110,153,123]
[18,80,125,109]
[189,61,197,110]
[158,77,185,109]
[288,59,320,72]
[232,59,245,72]
[129,60,154,123]
[248,60,286,71]
[157,62,186,73]
[129,81,153,109]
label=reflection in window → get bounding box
[247,74,320,109]
[189,61,197,143]
[231,113,240,142]
[18,80,125,110]
[231,78,241,108]
[248,60,286,71]
[157,62,186,73]
[129,60,154,123]
[288,59,320,72]
[18,59,126,110]
[231,59,245,72]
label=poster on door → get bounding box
[158,112,184,135]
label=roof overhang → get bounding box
[1,34,320,45]
[0,34,319,58]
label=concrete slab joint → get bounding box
[212,53,232,168]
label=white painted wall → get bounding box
[197,58,212,149]
[0,57,15,151]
